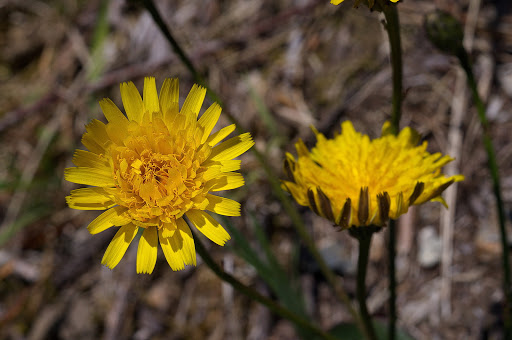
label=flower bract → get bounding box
[65,77,254,273]
[282,121,463,229]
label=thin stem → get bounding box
[139,0,365,336]
[139,0,204,87]
[383,5,403,135]
[382,5,403,340]
[457,48,512,339]
[193,231,339,340]
[289,207,370,340]
[387,220,397,340]
[355,230,378,340]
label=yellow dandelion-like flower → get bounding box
[282,121,463,229]
[330,0,399,6]
[65,77,254,273]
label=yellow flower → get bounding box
[282,121,463,229]
[330,0,399,5]
[65,77,254,273]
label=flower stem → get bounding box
[383,5,403,136]
[288,208,370,340]
[139,0,365,336]
[138,0,209,93]
[193,230,339,340]
[457,48,512,339]
[351,228,378,340]
[382,5,403,340]
[387,219,397,340]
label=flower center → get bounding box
[107,121,210,226]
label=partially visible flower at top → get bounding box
[282,121,463,229]
[65,77,254,274]
[330,0,399,9]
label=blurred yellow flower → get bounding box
[330,0,399,5]
[282,121,463,229]
[65,77,253,273]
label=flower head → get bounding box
[65,77,254,273]
[331,0,399,8]
[282,121,463,229]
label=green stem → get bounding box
[286,200,370,340]
[382,5,402,340]
[139,0,366,336]
[353,229,378,340]
[139,0,204,87]
[387,220,397,340]
[457,48,512,339]
[193,230,339,340]
[383,5,403,135]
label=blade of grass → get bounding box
[0,206,49,247]
[191,225,340,340]
[246,78,285,146]
[88,0,110,81]
[224,213,308,318]
[457,47,511,339]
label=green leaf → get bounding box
[329,320,415,340]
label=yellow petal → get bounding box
[159,78,179,125]
[330,0,343,5]
[208,173,245,191]
[136,226,158,274]
[82,119,109,154]
[202,159,241,172]
[159,218,196,271]
[209,133,254,161]
[64,167,114,187]
[161,220,177,239]
[101,223,138,270]
[87,206,129,234]
[219,160,241,172]
[198,103,222,144]
[202,165,222,182]
[72,149,110,169]
[66,187,115,210]
[105,120,127,145]
[206,194,241,216]
[120,81,143,122]
[85,119,109,145]
[143,77,160,115]
[186,209,230,245]
[207,124,236,146]
[181,84,206,117]
[281,181,308,206]
[99,98,128,126]
[81,133,104,154]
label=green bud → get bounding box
[425,10,465,57]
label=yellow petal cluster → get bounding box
[282,121,463,229]
[65,77,254,273]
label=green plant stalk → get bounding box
[138,0,209,90]
[383,5,403,135]
[355,230,378,340]
[193,230,339,340]
[382,5,403,340]
[88,0,109,80]
[387,219,397,340]
[457,48,511,339]
[138,0,367,337]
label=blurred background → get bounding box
[1,0,512,339]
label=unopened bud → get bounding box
[425,10,464,57]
